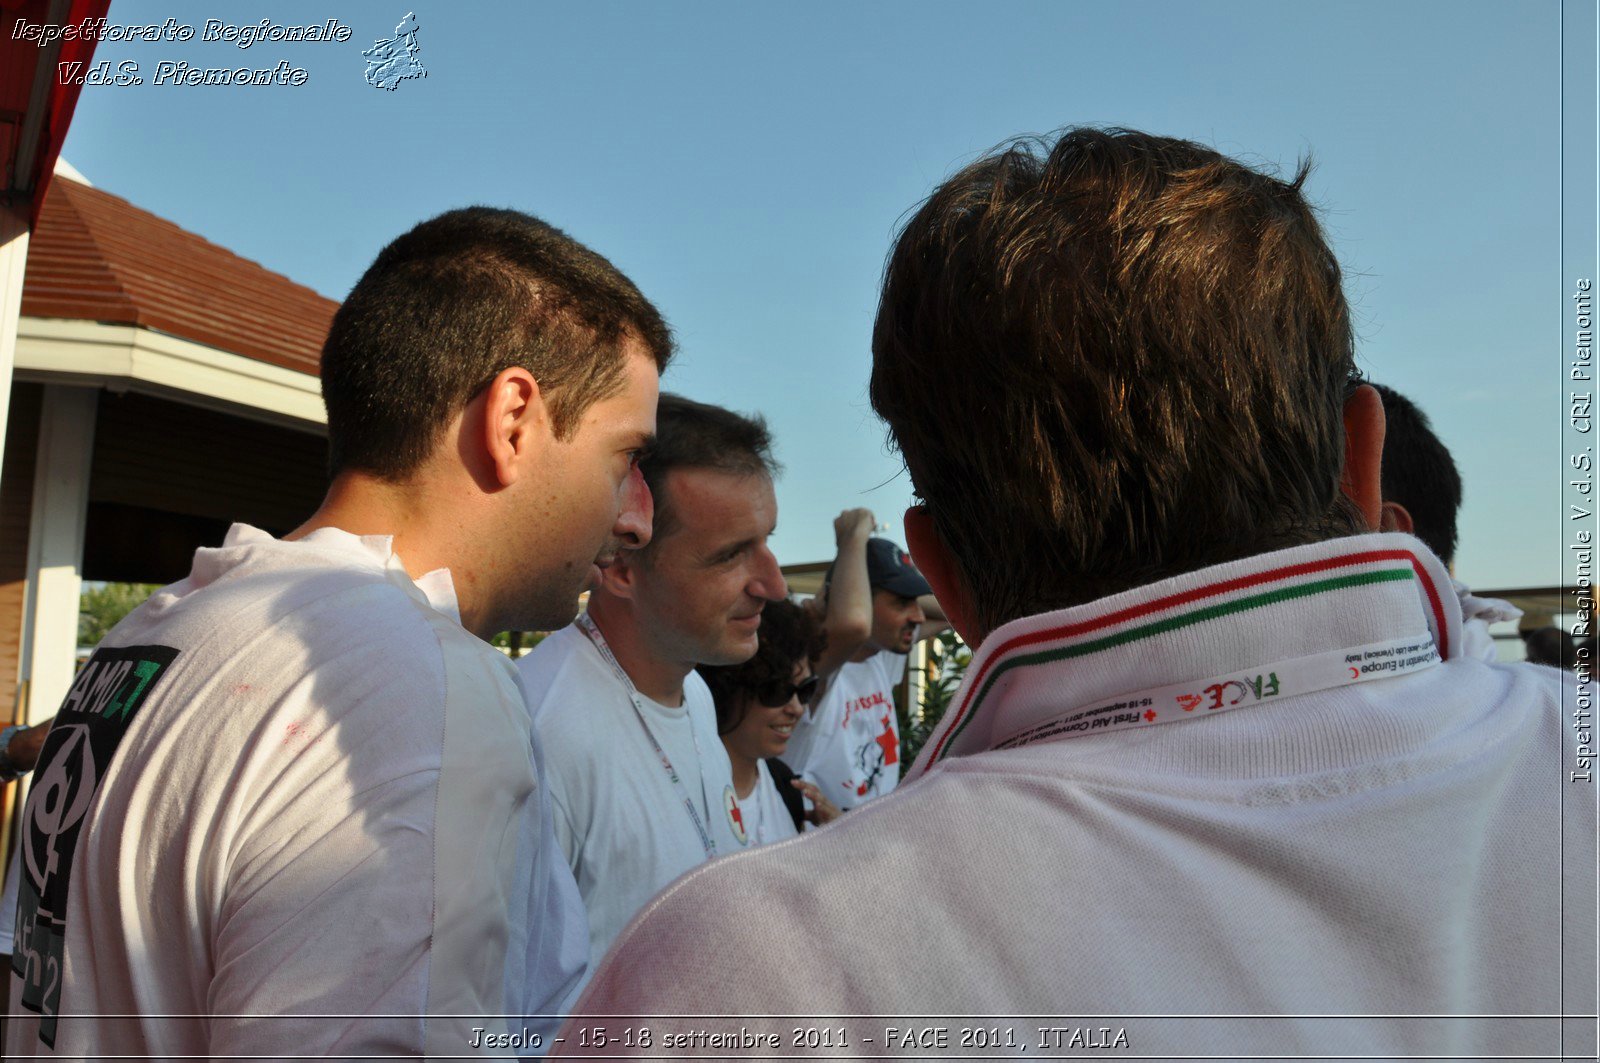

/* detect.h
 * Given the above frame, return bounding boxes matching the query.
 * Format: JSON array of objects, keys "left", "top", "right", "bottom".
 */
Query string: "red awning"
[{"left": 1, "top": 0, "right": 112, "bottom": 226}]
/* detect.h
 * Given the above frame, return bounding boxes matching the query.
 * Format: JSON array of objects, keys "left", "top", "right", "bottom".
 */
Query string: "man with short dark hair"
[
  {"left": 519, "top": 393, "right": 787, "bottom": 984},
  {"left": 1369, "top": 381, "right": 1520, "bottom": 660},
  {"left": 1369, "top": 382, "right": 1462, "bottom": 564},
  {"left": 554, "top": 129, "right": 1595, "bottom": 1059},
  {"left": 8, "top": 207, "right": 668, "bottom": 1058}
]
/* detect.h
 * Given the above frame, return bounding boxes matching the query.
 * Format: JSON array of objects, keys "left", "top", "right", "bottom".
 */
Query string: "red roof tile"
[{"left": 21, "top": 177, "right": 336, "bottom": 376}]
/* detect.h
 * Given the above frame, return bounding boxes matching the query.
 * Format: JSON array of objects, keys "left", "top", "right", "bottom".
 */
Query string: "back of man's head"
[
  {"left": 640, "top": 394, "right": 779, "bottom": 552},
  {"left": 321, "top": 206, "right": 673, "bottom": 479},
  {"left": 1369, "top": 382, "right": 1462, "bottom": 566},
  {"left": 871, "top": 127, "right": 1363, "bottom": 635}
]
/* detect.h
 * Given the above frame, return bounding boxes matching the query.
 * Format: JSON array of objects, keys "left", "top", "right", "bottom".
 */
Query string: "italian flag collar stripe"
[{"left": 923, "top": 548, "right": 1449, "bottom": 769}]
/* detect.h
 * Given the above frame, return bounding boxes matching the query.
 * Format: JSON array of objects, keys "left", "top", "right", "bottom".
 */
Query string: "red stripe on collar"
[{"left": 923, "top": 548, "right": 1448, "bottom": 769}]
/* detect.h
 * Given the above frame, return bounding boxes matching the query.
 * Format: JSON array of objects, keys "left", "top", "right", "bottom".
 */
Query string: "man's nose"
[
  {"left": 750, "top": 544, "right": 788, "bottom": 601},
  {"left": 615, "top": 464, "right": 653, "bottom": 549}
]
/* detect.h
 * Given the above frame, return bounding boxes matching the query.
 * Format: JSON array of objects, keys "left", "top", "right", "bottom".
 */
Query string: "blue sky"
[{"left": 55, "top": 1, "right": 1590, "bottom": 591}]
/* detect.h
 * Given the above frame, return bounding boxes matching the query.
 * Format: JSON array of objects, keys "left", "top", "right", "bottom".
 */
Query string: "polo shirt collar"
[{"left": 908, "top": 532, "right": 1459, "bottom": 777}]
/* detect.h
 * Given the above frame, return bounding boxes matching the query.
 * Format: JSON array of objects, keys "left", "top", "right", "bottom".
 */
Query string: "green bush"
[
  {"left": 898, "top": 629, "right": 971, "bottom": 777},
  {"left": 78, "top": 583, "right": 160, "bottom": 649}
]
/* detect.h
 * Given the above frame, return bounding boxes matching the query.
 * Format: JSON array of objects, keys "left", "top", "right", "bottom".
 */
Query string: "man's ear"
[
  {"left": 480, "top": 367, "right": 546, "bottom": 488},
  {"left": 1340, "top": 384, "right": 1385, "bottom": 531},
  {"left": 1379, "top": 500, "right": 1414, "bottom": 536},
  {"left": 904, "top": 505, "right": 985, "bottom": 646}
]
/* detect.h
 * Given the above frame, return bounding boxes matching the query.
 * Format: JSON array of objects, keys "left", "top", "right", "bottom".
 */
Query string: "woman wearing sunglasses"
[{"left": 699, "top": 599, "right": 842, "bottom": 845}]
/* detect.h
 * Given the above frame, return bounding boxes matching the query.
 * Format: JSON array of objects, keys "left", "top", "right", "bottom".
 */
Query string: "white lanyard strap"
[
  {"left": 994, "top": 633, "right": 1442, "bottom": 751},
  {"left": 575, "top": 613, "right": 717, "bottom": 858}
]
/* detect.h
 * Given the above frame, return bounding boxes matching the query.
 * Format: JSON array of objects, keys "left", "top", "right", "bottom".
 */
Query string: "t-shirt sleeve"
[
  {"left": 206, "top": 618, "right": 538, "bottom": 1057},
  {"left": 528, "top": 643, "right": 591, "bottom": 875},
  {"left": 549, "top": 788, "right": 582, "bottom": 873}
]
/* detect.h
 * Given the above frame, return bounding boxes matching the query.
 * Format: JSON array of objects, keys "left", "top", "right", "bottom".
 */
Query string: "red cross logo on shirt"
[{"left": 877, "top": 713, "right": 898, "bottom": 765}]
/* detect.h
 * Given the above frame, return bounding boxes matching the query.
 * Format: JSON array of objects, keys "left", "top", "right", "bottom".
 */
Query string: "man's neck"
[
  {"left": 849, "top": 643, "right": 880, "bottom": 663},
  {"left": 584, "top": 596, "right": 693, "bottom": 707},
  {"left": 289, "top": 471, "right": 493, "bottom": 638}
]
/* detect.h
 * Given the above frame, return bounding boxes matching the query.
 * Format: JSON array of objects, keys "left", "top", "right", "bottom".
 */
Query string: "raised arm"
[
  {"left": 813, "top": 509, "right": 876, "bottom": 682},
  {"left": 915, "top": 594, "right": 952, "bottom": 642}
]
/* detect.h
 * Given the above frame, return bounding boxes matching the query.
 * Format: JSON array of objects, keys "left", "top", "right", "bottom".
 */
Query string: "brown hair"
[
  {"left": 321, "top": 207, "right": 673, "bottom": 479},
  {"left": 871, "top": 127, "right": 1364, "bottom": 633},
  {"left": 639, "top": 394, "right": 779, "bottom": 553}
]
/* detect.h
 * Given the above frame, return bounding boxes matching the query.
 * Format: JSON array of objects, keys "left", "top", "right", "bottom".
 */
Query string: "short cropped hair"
[
  {"left": 700, "top": 599, "right": 825, "bottom": 735},
  {"left": 871, "top": 127, "right": 1363, "bottom": 633},
  {"left": 321, "top": 207, "right": 673, "bottom": 479},
  {"left": 1369, "top": 383, "right": 1462, "bottom": 565},
  {"left": 642, "top": 394, "right": 779, "bottom": 550}
]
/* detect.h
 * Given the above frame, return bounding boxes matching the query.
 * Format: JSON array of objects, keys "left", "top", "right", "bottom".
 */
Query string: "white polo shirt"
[{"left": 553, "top": 533, "right": 1597, "bottom": 1060}]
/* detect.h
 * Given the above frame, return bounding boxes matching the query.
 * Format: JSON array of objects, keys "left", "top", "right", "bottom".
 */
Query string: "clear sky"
[{"left": 54, "top": 0, "right": 1588, "bottom": 591}]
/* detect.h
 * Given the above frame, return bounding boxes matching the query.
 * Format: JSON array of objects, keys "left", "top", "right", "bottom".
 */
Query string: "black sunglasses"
[{"left": 757, "top": 674, "right": 819, "bottom": 709}]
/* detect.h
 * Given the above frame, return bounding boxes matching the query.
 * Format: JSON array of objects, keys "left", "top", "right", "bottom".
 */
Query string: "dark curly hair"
[{"left": 699, "top": 599, "right": 826, "bottom": 734}]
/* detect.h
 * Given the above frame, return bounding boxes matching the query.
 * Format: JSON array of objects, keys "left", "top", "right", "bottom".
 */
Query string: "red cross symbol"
[
  {"left": 1143, "top": 709, "right": 1158, "bottom": 722},
  {"left": 876, "top": 714, "right": 899, "bottom": 765}
]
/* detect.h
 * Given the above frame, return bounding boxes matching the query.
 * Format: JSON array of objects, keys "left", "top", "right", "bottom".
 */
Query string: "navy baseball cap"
[
  {"left": 864, "top": 538, "right": 931, "bottom": 598},
  {"left": 822, "top": 538, "right": 932, "bottom": 599}
]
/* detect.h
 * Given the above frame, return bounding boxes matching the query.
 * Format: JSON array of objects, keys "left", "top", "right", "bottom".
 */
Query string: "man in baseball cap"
[
  {"left": 864, "top": 536, "right": 935, "bottom": 601},
  {"left": 781, "top": 511, "right": 945, "bottom": 809}
]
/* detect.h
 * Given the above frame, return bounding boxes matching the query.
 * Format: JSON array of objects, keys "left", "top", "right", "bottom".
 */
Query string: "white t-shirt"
[
  {"left": 555, "top": 533, "right": 1597, "bottom": 1059},
  {"left": 518, "top": 624, "right": 747, "bottom": 979},
  {"left": 737, "top": 760, "right": 800, "bottom": 847},
  {"left": 5, "top": 525, "right": 576, "bottom": 1059},
  {"left": 781, "top": 650, "right": 907, "bottom": 808}
]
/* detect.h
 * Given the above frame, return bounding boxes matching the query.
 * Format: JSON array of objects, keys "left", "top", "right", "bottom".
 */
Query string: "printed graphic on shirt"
[
  {"left": 723, "top": 785, "right": 747, "bottom": 845},
  {"left": 842, "top": 688, "right": 899, "bottom": 800},
  {"left": 12, "top": 645, "right": 179, "bottom": 1047},
  {"left": 849, "top": 711, "right": 899, "bottom": 798}
]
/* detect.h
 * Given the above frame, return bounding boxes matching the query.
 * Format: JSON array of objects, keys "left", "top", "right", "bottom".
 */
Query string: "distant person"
[
  {"left": 700, "top": 599, "right": 841, "bottom": 843},
  {"left": 1370, "top": 381, "right": 1519, "bottom": 660},
  {"left": 0, "top": 720, "right": 50, "bottom": 783},
  {"left": 0, "top": 718, "right": 51, "bottom": 1039},
  {"left": 6, "top": 207, "right": 669, "bottom": 1058},
  {"left": 519, "top": 395, "right": 787, "bottom": 984},
  {"left": 554, "top": 128, "right": 1594, "bottom": 1059},
  {"left": 782, "top": 509, "right": 947, "bottom": 808},
  {"left": 1523, "top": 626, "right": 1577, "bottom": 669}
]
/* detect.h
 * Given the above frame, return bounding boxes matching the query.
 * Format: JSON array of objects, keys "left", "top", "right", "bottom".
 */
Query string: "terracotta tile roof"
[{"left": 20, "top": 176, "right": 336, "bottom": 376}]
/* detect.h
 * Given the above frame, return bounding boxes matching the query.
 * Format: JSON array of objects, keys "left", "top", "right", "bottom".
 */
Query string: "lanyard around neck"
[{"left": 575, "top": 613, "right": 718, "bottom": 859}]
